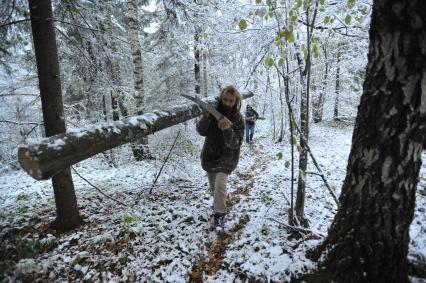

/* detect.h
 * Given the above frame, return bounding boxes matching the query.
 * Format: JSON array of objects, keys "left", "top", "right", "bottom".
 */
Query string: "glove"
[{"left": 218, "top": 116, "right": 233, "bottom": 129}]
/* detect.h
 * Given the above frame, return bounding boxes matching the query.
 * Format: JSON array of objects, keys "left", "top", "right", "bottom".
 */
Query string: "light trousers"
[{"left": 207, "top": 172, "right": 229, "bottom": 214}]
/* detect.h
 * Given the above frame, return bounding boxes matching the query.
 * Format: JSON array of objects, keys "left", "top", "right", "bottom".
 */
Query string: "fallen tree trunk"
[{"left": 19, "top": 93, "right": 254, "bottom": 180}]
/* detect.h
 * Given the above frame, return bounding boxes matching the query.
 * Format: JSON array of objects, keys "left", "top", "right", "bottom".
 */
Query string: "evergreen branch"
[
  {"left": 54, "top": 26, "right": 119, "bottom": 94},
  {"left": 53, "top": 19, "right": 130, "bottom": 45}
]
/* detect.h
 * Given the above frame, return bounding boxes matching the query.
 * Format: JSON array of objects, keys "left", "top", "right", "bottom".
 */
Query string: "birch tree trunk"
[
  {"left": 194, "top": 28, "right": 202, "bottom": 95},
  {"left": 101, "top": 1, "right": 128, "bottom": 123},
  {"left": 127, "top": 0, "right": 144, "bottom": 105},
  {"left": 102, "top": 2, "right": 123, "bottom": 96},
  {"left": 312, "top": 43, "right": 328, "bottom": 123},
  {"left": 309, "top": 0, "right": 426, "bottom": 281},
  {"left": 283, "top": 57, "right": 295, "bottom": 225},
  {"left": 126, "top": 0, "right": 151, "bottom": 160},
  {"left": 295, "top": 0, "right": 318, "bottom": 226},
  {"left": 28, "top": 0, "right": 81, "bottom": 231},
  {"left": 334, "top": 43, "right": 342, "bottom": 118},
  {"left": 295, "top": 49, "right": 309, "bottom": 225}
]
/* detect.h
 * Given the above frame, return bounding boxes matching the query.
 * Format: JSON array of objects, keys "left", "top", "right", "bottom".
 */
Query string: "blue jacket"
[{"left": 245, "top": 108, "right": 259, "bottom": 125}]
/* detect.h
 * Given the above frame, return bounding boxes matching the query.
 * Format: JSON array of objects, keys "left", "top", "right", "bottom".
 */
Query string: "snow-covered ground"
[{"left": 0, "top": 118, "right": 425, "bottom": 282}]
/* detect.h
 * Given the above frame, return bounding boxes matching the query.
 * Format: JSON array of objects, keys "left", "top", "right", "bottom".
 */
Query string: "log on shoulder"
[{"left": 19, "top": 92, "right": 254, "bottom": 180}]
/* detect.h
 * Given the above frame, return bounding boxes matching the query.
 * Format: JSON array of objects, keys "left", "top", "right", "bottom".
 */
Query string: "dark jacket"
[
  {"left": 245, "top": 108, "right": 259, "bottom": 126},
  {"left": 196, "top": 113, "right": 245, "bottom": 174}
]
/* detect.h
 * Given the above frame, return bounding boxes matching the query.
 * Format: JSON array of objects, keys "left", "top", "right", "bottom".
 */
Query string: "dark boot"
[{"left": 211, "top": 213, "right": 226, "bottom": 231}]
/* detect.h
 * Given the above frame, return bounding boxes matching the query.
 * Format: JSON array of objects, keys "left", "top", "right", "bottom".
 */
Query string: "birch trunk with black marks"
[
  {"left": 295, "top": 51, "right": 308, "bottom": 225},
  {"left": 194, "top": 28, "right": 202, "bottom": 95},
  {"left": 126, "top": 0, "right": 151, "bottom": 160},
  {"left": 127, "top": 0, "right": 144, "bottom": 104},
  {"left": 309, "top": 0, "right": 426, "bottom": 281},
  {"left": 295, "top": 1, "right": 318, "bottom": 226},
  {"left": 102, "top": 2, "right": 123, "bottom": 98},
  {"left": 283, "top": 57, "right": 295, "bottom": 225},
  {"left": 334, "top": 43, "right": 341, "bottom": 118},
  {"left": 28, "top": 0, "right": 81, "bottom": 231}
]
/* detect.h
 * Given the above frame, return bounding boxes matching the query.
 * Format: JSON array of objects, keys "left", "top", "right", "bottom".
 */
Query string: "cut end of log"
[{"left": 18, "top": 147, "right": 44, "bottom": 180}]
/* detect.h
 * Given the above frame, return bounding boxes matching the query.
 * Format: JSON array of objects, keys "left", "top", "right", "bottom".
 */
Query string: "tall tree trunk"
[
  {"left": 28, "top": 0, "right": 81, "bottom": 231},
  {"left": 309, "top": 0, "right": 426, "bottom": 282},
  {"left": 312, "top": 43, "right": 328, "bottom": 123},
  {"left": 194, "top": 28, "right": 201, "bottom": 95},
  {"left": 282, "top": 57, "right": 296, "bottom": 225},
  {"left": 268, "top": 73, "right": 276, "bottom": 140},
  {"left": 111, "top": 91, "right": 120, "bottom": 121},
  {"left": 202, "top": 49, "right": 208, "bottom": 97},
  {"left": 126, "top": 0, "right": 151, "bottom": 160},
  {"left": 295, "top": 49, "right": 309, "bottom": 226},
  {"left": 277, "top": 59, "right": 286, "bottom": 143},
  {"left": 295, "top": 1, "right": 318, "bottom": 226},
  {"left": 102, "top": 95, "right": 108, "bottom": 121},
  {"left": 193, "top": 0, "right": 202, "bottom": 95},
  {"left": 127, "top": 0, "right": 144, "bottom": 108},
  {"left": 278, "top": 78, "right": 286, "bottom": 142},
  {"left": 102, "top": 94, "right": 117, "bottom": 167},
  {"left": 334, "top": 43, "right": 342, "bottom": 118},
  {"left": 266, "top": 71, "right": 276, "bottom": 140},
  {"left": 102, "top": 2, "right": 123, "bottom": 95}
]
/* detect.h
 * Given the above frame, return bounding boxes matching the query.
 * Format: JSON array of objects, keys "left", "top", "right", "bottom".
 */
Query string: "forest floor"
[{"left": 1, "top": 118, "right": 425, "bottom": 282}]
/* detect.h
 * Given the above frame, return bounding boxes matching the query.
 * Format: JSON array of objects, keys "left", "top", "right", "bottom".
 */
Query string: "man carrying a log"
[{"left": 196, "top": 85, "right": 245, "bottom": 228}]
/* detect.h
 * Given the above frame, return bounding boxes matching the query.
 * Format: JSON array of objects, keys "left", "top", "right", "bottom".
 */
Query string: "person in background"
[
  {"left": 196, "top": 86, "right": 245, "bottom": 228},
  {"left": 244, "top": 104, "right": 259, "bottom": 144}
]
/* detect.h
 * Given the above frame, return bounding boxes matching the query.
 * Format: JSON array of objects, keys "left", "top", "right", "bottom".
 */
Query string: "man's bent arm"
[
  {"left": 196, "top": 116, "right": 210, "bottom": 136},
  {"left": 254, "top": 110, "right": 259, "bottom": 119}
]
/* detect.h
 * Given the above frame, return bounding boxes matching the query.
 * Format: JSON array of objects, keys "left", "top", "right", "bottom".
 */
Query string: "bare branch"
[
  {"left": 1, "top": 0, "right": 16, "bottom": 27},
  {"left": 0, "top": 93, "right": 38, "bottom": 97},
  {"left": 149, "top": 130, "right": 181, "bottom": 194},
  {"left": 0, "top": 18, "right": 30, "bottom": 28},
  {"left": 0, "top": 120, "right": 42, "bottom": 126},
  {"left": 71, "top": 166, "right": 128, "bottom": 207},
  {"left": 269, "top": 217, "right": 325, "bottom": 237}
]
